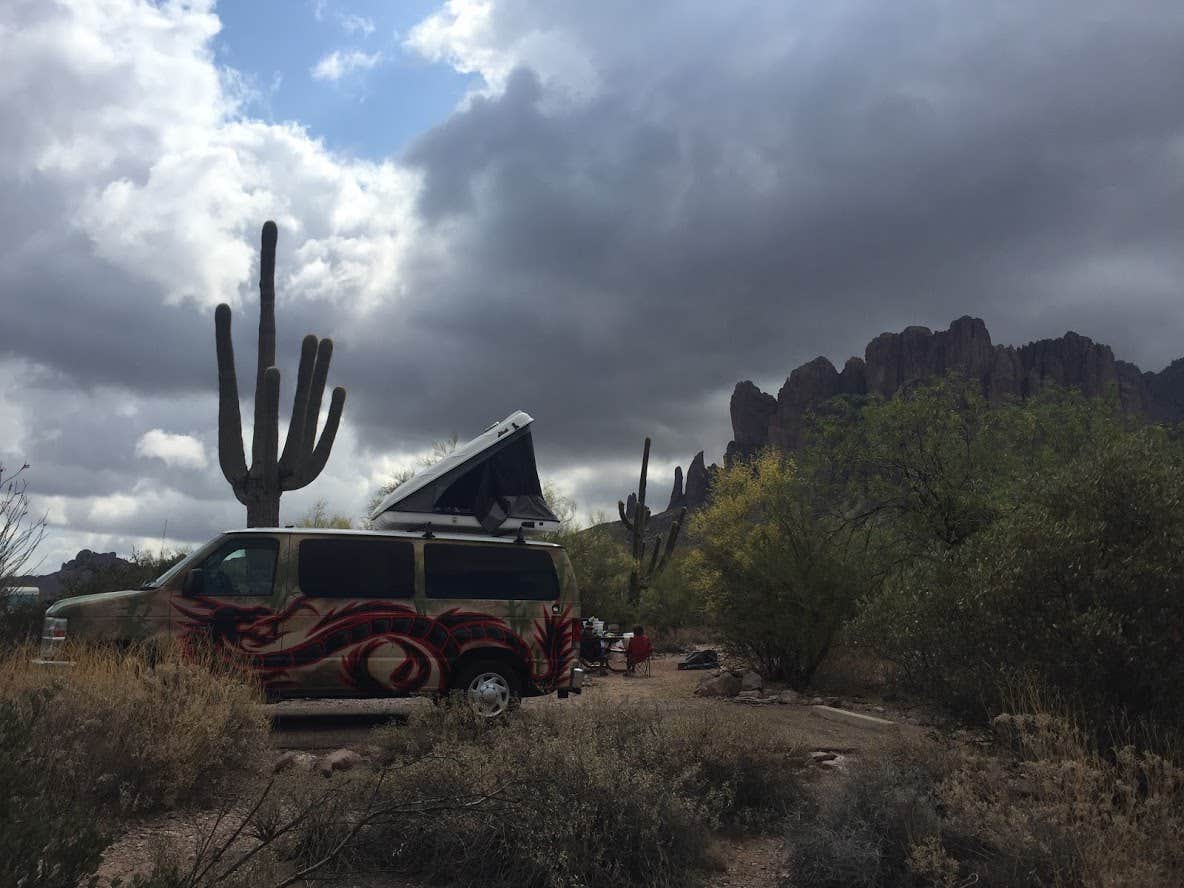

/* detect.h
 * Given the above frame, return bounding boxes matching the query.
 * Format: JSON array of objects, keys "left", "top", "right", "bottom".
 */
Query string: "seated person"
[
  {"left": 579, "top": 621, "right": 606, "bottom": 670},
  {"left": 625, "top": 625, "right": 653, "bottom": 674}
]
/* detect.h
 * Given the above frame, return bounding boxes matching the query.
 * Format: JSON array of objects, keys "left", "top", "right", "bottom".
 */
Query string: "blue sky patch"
[{"left": 214, "top": 0, "right": 476, "bottom": 159}]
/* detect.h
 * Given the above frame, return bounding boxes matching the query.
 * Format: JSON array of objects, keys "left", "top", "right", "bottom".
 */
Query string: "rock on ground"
[
  {"left": 696, "top": 671, "right": 743, "bottom": 697},
  {"left": 318, "top": 748, "right": 365, "bottom": 777}
]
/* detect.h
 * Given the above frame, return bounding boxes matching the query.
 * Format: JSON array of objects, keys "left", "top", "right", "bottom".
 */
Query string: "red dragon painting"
[{"left": 173, "top": 595, "right": 573, "bottom": 694}]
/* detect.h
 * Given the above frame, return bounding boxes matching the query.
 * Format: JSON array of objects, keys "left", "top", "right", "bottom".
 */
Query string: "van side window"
[
  {"left": 424, "top": 544, "right": 559, "bottom": 601},
  {"left": 298, "top": 538, "right": 415, "bottom": 599},
  {"left": 200, "top": 539, "right": 279, "bottom": 598}
]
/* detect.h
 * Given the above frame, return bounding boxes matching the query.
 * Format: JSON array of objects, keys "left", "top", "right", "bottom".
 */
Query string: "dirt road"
[{"left": 269, "top": 653, "right": 931, "bottom": 755}]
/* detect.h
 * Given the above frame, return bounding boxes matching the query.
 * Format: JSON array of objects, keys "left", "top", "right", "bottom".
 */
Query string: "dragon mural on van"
[{"left": 173, "top": 594, "right": 573, "bottom": 694}]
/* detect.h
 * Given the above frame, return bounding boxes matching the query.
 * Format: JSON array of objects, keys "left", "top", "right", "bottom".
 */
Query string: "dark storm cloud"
[
  {"left": 335, "top": 0, "right": 1184, "bottom": 481},
  {"left": 5, "top": 0, "right": 1184, "bottom": 544}
]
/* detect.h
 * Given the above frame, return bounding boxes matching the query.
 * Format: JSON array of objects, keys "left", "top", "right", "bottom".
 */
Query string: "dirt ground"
[
  {"left": 270, "top": 651, "right": 934, "bottom": 755},
  {"left": 96, "top": 655, "right": 936, "bottom": 887}
]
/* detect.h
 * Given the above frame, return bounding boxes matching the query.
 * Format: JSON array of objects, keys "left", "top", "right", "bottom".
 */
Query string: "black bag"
[{"left": 676, "top": 649, "right": 719, "bottom": 670}]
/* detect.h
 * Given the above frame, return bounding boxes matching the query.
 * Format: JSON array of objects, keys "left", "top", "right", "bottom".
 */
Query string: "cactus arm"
[
  {"left": 618, "top": 500, "right": 637, "bottom": 534},
  {"left": 301, "top": 338, "right": 334, "bottom": 458},
  {"left": 285, "top": 386, "right": 345, "bottom": 490},
  {"left": 278, "top": 334, "right": 317, "bottom": 475},
  {"left": 252, "top": 222, "right": 278, "bottom": 467},
  {"left": 647, "top": 533, "right": 662, "bottom": 576},
  {"left": 215, "top": 303, "right": 248, "bottom": 496},
  {"left": 653, "top": 508, "right": 686, "bottom": 577}
]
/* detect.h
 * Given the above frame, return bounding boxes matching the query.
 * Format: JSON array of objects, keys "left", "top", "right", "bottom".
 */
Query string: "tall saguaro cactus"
[
  {"left": 618, "top": 437, "right": 686, "bottom": 606},
  {"left": 215, "top": 221, "right": 346, "bottom": 527}
]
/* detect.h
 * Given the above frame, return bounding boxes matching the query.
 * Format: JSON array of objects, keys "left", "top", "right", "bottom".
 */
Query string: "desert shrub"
[
  {"left": 649, "top": 624, "right": 715, "bottom": 654},
  {"left": 0, "top": 688, "right": 110, "bottom": 888},
  {"left": 554, "top": 519, "right": 634, "bottom": 625},
  {"left": 857, "top": 427, "right": 1184, "bottom": 729},
  {"left": 787, "top": 757, "right": 942, "bottom": 888},
  {"left": 688, "top": 452, "right": 874, "bottom": 685},
  {"left": 787, "top": 712, "right": 1184, "bottom": 888},
  {"left": 0, "top": 596, "right": 46, "bottom": 649},
  {"left": 641, "top": 553, "right": 706, "bottom": 633},
  {"left": 274, "top": 703, "right": 812, "bottom": 887},
  {"left": 0, "top": 641, "right": 267, "bottom": 813}
]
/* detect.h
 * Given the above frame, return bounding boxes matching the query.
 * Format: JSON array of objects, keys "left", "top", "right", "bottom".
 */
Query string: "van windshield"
[{"left": 141, "top": 549, "right": 201, "bottom": 589}]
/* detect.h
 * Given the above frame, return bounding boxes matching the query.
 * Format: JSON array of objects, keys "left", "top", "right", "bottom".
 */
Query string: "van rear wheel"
[{"left": 452, "top": 660, "right": 522, "bottom": 718}]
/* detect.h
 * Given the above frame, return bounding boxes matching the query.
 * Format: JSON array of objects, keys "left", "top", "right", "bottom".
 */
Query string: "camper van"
[{"left": 38, "top": 412, "right": 583, "bottom": 716}]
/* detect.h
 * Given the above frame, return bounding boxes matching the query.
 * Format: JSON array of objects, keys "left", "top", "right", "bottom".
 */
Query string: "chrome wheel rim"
[{"left": 467, "top": 672, "right": 511, "bottom": 717}]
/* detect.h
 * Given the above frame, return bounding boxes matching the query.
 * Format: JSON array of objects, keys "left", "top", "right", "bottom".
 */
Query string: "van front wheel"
[{"left": 452, "top": 660, "right": 522, "bottom": 718}]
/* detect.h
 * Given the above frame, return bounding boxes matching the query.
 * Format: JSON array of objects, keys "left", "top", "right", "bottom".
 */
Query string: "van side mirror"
[{"left": 182, "top": 569, "right": 205, "bottom": 598}]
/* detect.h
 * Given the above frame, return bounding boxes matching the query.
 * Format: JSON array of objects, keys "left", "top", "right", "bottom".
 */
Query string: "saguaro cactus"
[
  {"left": 618, "top": 437, "right": 686, "bottom": 606},
  {"left": 215, "top": 221, "right": 346, "bottom": 527}
]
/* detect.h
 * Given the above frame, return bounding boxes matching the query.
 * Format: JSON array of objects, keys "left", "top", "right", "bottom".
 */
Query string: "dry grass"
[
  {"left": 786, "top": 709, "right": 1184, "bottom": 887},
  {"left": 360, "top": 702, "right": 813, "bottom": 886},
  {"left": 0, "top": 640, "right": 268, "bottom": 813},
  {"left": 134, "top": 702, "right": 814, "bottom": 888}
]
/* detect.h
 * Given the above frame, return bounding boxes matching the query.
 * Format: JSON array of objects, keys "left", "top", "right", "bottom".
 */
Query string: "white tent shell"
[{"left": 369, "top": 411, "right": 561, "bottom": 535}]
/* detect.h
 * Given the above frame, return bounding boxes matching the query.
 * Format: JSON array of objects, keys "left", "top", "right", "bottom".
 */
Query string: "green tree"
[
  {"left": 294, "top": 498, "right": 353, "bottom": 529},
  {"left": 365, "top": 434, "right": 458, "bottom": 524},
  {"left": 854, "top": 409, "right": 1183, "bottom": 729},
  {"left": 802, "top": 379, "right": 1127, "bottom": 562},
  {"left": 688, "top": 451, "right": 873, "bottom": 685}
]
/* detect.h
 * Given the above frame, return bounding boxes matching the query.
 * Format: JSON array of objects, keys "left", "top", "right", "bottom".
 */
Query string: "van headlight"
[{"left": 39, "top": 616, "right": 68, "bottom": 660}]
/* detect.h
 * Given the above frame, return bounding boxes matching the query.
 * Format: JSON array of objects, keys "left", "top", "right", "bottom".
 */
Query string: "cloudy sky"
[{"left": 2, "top": 0, "right": 1184, "bottom": 571}]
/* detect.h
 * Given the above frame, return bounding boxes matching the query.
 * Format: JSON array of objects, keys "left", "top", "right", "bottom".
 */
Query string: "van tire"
[{"left": 451, "top": 659, "right": 522, "bottom": 718}]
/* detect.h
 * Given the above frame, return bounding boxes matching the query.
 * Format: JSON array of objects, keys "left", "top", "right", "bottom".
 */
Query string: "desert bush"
[
  {"left": 269, "top": 702, "right": 812, "bottom": 887},
  {"left": 554, "top": 518, "right": 634, "bottom": 625},
  {"left": 857, "top": 426, "right": 1184, "bottom": 729},
  {"left": 649, "top": 624, "right": 715, "bottom": 654},
  {"left": 787, "top": 710, "right": 1184, "bottom": 888},
  {"left": 0, "top": 688, "right": 110, "bottom": 888},
  {"left": 787, "top": 756, "right": 942, "bottom": 888},
  {"left": 688, "top": 452, "right": 874, "bottom": 685},
  {"left": 0, "top": 640, "right": 267, "bottom": 814},
  {"left": 641, "top": 553, "right": 706, "bottom": 633},
  {"left": 0, "top": 596, "right": 46, "bottom": 649}
]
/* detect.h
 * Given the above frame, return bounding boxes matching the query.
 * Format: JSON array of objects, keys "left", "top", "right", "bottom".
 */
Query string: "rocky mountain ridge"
[
  {"left": 726, "top": 316, "right": 1184, "bottom": 463},
  {"left": 15, "top": 549, "right": 132, "bottom": 601}
]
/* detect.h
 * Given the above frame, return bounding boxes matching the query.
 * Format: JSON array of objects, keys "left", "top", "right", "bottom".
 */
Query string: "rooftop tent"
[{"left": 369, "top": 411, "right": 561, "bottom": 535}]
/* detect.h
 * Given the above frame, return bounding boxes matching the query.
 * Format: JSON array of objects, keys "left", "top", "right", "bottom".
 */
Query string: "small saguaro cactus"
[
  {"left": 618, "top": 437, "right": 686, "bottom": 606},
  {"left": 215, "top": 221, "right": 346, "bottom": 527}
]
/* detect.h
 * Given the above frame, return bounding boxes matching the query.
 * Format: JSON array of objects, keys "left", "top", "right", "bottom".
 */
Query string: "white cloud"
[
  {"left": 405, "top": 0, "right": 598, "bottom": 102},
  {"left": 135, "top": 429, "right": 208, "bottom": 470},
  {"left": 339, "top": 14, "right": 375, "bottom": 36},
  {"left": 311, "top": 49, "right": 383, "bottom": 82}
]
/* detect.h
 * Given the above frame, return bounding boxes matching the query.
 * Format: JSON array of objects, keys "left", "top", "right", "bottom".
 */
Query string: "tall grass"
[
  {"left": 0, "top": 640, "right": 268, "bottom": 813},
  {"left": 786, "top": 704, "right": 1184, "bottom": 887},
  {"left": 360, "top": 702, "right": 812, "bottom": 887},
  {"left": 141, "top": 702, "right": 813, "bottom": 888}
]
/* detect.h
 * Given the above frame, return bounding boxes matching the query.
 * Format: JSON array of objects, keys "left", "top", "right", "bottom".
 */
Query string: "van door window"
[
  {"left": 425, "top": 544, "right": 559, "bottom": 600},
  {"left": 298, "top": 538, "right": 415, "bottom": 599},
  {"left": 200, "top": 539, "right": 279, "bottom": 597}
]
